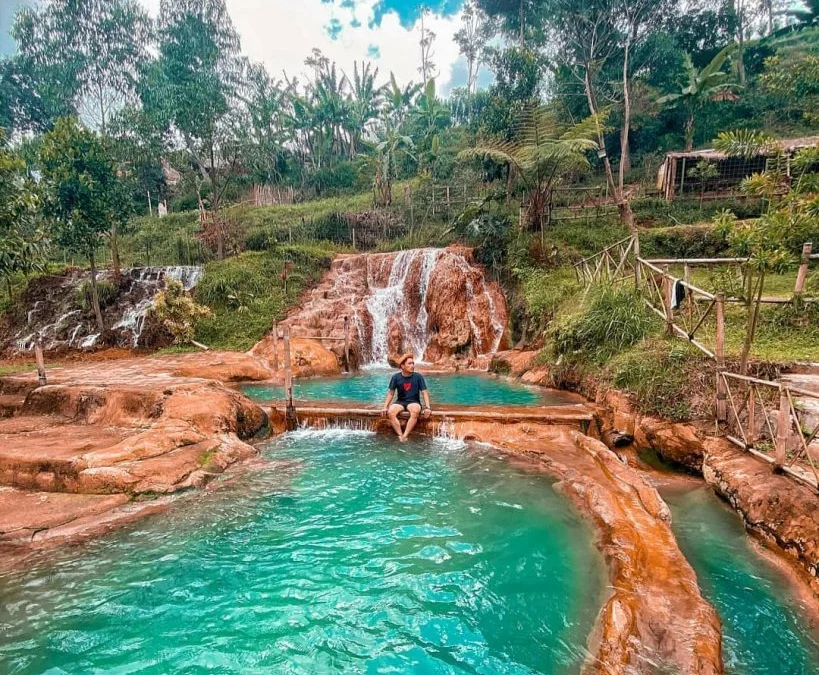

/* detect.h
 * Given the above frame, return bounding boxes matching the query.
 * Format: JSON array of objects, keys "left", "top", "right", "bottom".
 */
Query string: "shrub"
[
  {"left": 608, "top": 340, "right": 712, "bottom": 421},
  {"left": 150, "top": 279, "right": 213, "bottom": 344},
  {"left": 550, "top": 285, "right": 657, "bottom": 363},
  {"left": 75, "top": 279, "right": 118, "bottom": 310},
  {"left": 521, "top": 267, "right": 580, "bottom": 337}
]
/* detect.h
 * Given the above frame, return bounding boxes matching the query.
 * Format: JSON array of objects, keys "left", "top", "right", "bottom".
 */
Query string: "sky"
[{"left": 2, "top": 0, "right": 493, "bottom": 95}]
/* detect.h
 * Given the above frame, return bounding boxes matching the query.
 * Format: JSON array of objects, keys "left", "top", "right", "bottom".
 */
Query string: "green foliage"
[
  {"left": 39, "top": 117, "right": 127, "bottom": 260},
  {"left": 550, "top": 286, "right": 658, "bottom": 364},
  {"left": 608, "top": 340, "right": 711, "bottom": 421},
  {"left": 519, "top": 266, "right": 580, "bottom": 337},
  {"left": 75, "top": 279, "right": 117, "bottom": 310},
  {"left": 0, "top": 135, "right": 47, "bottom": 299},
  {"left": 150, "top": 279, "right": 213, "bottom": 345},
  {"left": 193, "top": 245, "right": 332, "bottom": 350},
  {"left": 449, "top": 205, "right": 513, "bottom": 268},
  {"left": 639, "top": 225, "right": 729, "bottom": 258},
  {"left": 713, "top": 129, "right": 776, "bottom": 159}
]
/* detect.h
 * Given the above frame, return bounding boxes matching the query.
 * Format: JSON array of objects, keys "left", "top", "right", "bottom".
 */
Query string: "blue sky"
[{"left": 2, "top": 0, "right": 488, "bottom": 94}]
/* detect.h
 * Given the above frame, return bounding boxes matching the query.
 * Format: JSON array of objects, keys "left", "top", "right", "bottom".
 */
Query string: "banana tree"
[
  {"left": 457, "top": 104, "right": 600, "bottom": 231},
  {"left": 372, "top": 123, "right": 416, "bottom": 206},
  {"left": 658, "top": 43, "right": 740, "bottom": 151}
]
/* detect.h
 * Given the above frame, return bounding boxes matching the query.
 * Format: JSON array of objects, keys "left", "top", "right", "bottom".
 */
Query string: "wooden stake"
[
  {"left": 716, "top": 293, "right": 727, "bottom": 423},
  {"left": 344, "top": 316, "right": 351, "bottom": 373},
  {"left": 775, "top": 386, "right": 790, "bottom": 470},
  {"left": 283, "top": 325, "right": 295, "bottom": 430},
  {"left": 272, "top": 321, "right": 279, "bottom": 371},
  {"left": 664, "top": 266, "right": 674, "bottom": 336},
  {"left": 34, "top": 336, "right": 47, "bottom": 387},
  {"left": 794, "top": 242, "right": 812, "bottom": 298}
]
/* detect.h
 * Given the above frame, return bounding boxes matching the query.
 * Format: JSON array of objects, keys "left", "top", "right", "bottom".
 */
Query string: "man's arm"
[
  {"left": 382, "top": 388, "right": 395, "bottom": 413},
  {"left": 421, "top": 389, "right": 431, "bottom": 417}
]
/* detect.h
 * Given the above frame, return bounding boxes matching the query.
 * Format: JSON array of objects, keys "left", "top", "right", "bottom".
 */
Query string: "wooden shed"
[{"left": 656, "top": 136, "right": 819, "bottom": 201}]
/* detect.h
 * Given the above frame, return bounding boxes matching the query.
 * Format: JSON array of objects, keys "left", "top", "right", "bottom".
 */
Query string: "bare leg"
[
  {"left": 388, "top": 404, "right": 405, "bottom": 438},
  {"left": 401, "top": 403, "right": 422, "bottom": 440}
]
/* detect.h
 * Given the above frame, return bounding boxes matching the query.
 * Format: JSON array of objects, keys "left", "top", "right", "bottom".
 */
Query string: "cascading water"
[
  {"left": 277, "top": 247, "right": 507, "bottom": 368},
  {"left": 365, "top": 249, "right": 440, "bottom": 364},
  {"left": 9, "top": 265, "right": 204, "bottom": 353}
]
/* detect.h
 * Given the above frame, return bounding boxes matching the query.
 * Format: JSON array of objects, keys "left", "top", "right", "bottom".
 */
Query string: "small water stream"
[{"left": 662, "top": 486, "right": 819, "bottom": 674}]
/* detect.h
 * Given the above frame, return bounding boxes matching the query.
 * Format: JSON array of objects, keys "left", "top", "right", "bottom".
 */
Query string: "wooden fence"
[{"left": 575, "top": 235, "right": 819, "bottom": 490}]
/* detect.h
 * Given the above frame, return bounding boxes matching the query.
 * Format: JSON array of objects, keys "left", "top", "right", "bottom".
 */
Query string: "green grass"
[
  {"left": 192, "top": 244, "right": 335, "bottom": 351},
  {"left": 0, "top": 364, "right": 30, "bottom": 376}
]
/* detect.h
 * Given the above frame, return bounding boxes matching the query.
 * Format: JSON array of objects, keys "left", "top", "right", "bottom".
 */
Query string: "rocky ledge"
[
  {"left": 0, "top": 342, "right": 341, "bottom": 563},
  {"left": 492, "top": 349, "right": 819, "bottom": 596}
]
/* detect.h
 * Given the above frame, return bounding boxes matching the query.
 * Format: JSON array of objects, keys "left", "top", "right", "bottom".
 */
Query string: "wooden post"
[
  {"left": 794, "top": 242, "right": 812, "bottom": 298},
  {"left": 716, "top": 293, "right": 727, "bottom": 423},
  {"left": 663, "top": 266, "right": 674, "bottom": 336},
  {"left": 352, "top": 227, "right": 356, "bottom": 250},
  {"left": 34, "top": 336, "right": 47, "bottom": 387},
  {"left": 775, "top": 386, "right": 790, "bottom": 470},
  {"left": 633, "top": 235, "right": 641, "bottom": 288},
  {"left": 283, "top": 325, "right": 295, "bottom": 430},
  {"left": 431, "top": 189, "right": 436, "bottom": 216},
  {"left": 684, "top": 263, "right": 692, "bottom": 324},
  {"left": 747, "top": 385, "right": 756, "bottom": 447},
  {"left": 343, "top": 316, "right": 351, "bottom": 373},
  {"left": 446, "top": 185, "right": 451, "bottom": 211},
  {"left": 147, "top": 190, "right": 153, "bottom": 217},
  {"left": 272, "top": 321, "right": 279, "bottom": 371}
]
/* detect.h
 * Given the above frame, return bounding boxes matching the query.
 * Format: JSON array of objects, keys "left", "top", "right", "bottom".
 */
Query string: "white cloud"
[{"left": 139, "top": 0, "right": 465, "bottom": 92}]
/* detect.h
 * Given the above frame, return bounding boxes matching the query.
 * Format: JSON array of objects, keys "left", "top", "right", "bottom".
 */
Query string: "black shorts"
[{"left": 396, "top": 401, "right": 421, "bottom": 410}]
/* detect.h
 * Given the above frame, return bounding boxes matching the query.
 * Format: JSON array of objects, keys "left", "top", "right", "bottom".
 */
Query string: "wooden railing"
[
  {"left": 719, "top": 372, "right": 819, "bottom": 490},
  {"left": 573, "top": 236, "right": 638, "bottom": 287},
  {"left": 575, "top": 235, "right": 819, "bottom": 491}
]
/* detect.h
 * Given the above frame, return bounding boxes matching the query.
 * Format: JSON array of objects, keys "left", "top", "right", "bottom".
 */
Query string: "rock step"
[{"left": 0, "top": 395, "right": 26, "bottom": 418}]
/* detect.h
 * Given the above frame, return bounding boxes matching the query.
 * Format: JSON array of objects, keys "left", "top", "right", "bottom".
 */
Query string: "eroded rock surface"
[
  {"left": 277, "top": 246, "right": 508, "bottom": 368},
  {"left": 0, "top": 351, "right": 275, "bottom": 559}
]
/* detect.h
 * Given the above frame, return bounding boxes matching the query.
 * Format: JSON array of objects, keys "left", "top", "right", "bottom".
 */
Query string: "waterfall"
[
  {"left": 12, "top": 265, "right": 204, "bottom": 353},
  {"left": 365, "top": 249, "right": 439, "bottom": 364}
]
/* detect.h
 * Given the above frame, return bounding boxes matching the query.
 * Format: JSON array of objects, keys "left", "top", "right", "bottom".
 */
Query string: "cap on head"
[{"left": 398, "top": 353, "right": 414, "bottom": 368}]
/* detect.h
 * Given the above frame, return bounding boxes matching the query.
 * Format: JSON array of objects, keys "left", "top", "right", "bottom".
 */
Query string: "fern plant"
[{"left": 457, "top": 104, "right": 600, "bottom": 231}]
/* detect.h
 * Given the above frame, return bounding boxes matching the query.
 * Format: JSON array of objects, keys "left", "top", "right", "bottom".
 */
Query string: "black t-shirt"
[{"left": 389, "top": 371, "right": 428, "bottom": 405}]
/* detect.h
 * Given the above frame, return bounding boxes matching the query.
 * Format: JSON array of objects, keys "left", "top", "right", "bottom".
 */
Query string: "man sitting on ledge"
[{"left": 381, "top": 353, "right": 432, "bottom": 442}]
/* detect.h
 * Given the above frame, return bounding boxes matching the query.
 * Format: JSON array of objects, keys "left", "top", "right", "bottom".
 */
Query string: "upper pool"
[
  {"left": 241, "top": 369, "right": 573, "bottom": 407},
  {"left": 0, "top": 431, "right": 604, "bottom": 674}
]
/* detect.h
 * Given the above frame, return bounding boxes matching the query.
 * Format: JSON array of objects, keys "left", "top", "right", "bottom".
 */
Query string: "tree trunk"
[
  {"left": 619, "top": 33, "right": 633, "bottom": 192},
  {"left": 684, "top": 113, "right": 695, "bottom": 152},
  {"left": 739, "top": 269, "right": 765, "bottom": 375},
  {"left": 110, "top": 221, "right": 121, "bottom": 275},
  {"left": 519, "top": 0, "right": 525, "bottom": 48},
  {"left": 89, "top": 250, "right": 105, "bottom": 332},
  {"left": 584, "top": 68, "right": 635, "bottom": 234}
]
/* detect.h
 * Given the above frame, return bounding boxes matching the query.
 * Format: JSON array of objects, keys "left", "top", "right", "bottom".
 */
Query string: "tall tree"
[
  {"left": 454, "top": 1, "right": 486, "bottom": 95},
  {"left": 39, "top": 118, "right": 127, "bottom": 331},
  {"left": 141, "top": 0, "right": 245, "bottom": 259},
  {"left": 11, "top": 0, "right": 151, "bottom": 133},
  {"left": 418, "top": 8, "right": 438, "bottom": 90}
]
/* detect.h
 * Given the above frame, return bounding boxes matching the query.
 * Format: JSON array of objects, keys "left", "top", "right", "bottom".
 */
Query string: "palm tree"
[
  {"left": 384, "top": 72, "right": 422, "bottom": 126},
  {"left": 457, "top": 104, "right": 600, "bottom": 231},
  {"left": 348, "top": 61, "right": 383, "bottom": 155},
  {"left": 658, "top": 43, "right": 739, "bottom": 151}
]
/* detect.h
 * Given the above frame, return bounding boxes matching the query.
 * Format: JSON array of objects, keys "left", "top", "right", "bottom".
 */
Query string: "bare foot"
[{"left": 399, "top": 435, "right": 408, "bottom": 443}]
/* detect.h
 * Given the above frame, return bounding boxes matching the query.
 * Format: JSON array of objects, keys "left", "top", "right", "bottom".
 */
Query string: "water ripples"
[{"left": 0, "top": 432, "right": 603, "bottom": 675}]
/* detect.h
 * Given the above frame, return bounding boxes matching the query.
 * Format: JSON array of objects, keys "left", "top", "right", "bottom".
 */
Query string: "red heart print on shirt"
[{"left": 403, "top": 382, "right": 412, "bottom": 391}]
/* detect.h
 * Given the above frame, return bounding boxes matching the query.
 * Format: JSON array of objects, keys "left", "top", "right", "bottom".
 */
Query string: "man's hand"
[
  {"left": 422, "top": 407, "right": 432, "bottom": 419},
  {"left": 381, "top": 407, "right": 389, "bottom": 418}
]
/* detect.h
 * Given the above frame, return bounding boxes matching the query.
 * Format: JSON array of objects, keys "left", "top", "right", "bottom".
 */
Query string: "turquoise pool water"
[
  {"left": 0, "top": 431, "right": 604, "bottom": 674},
  {"left": 241, "top": 369, "right": 571, "bottom": 407},
  {"left": 663, "top": 486, "right": 819, "bottom": 674}
]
